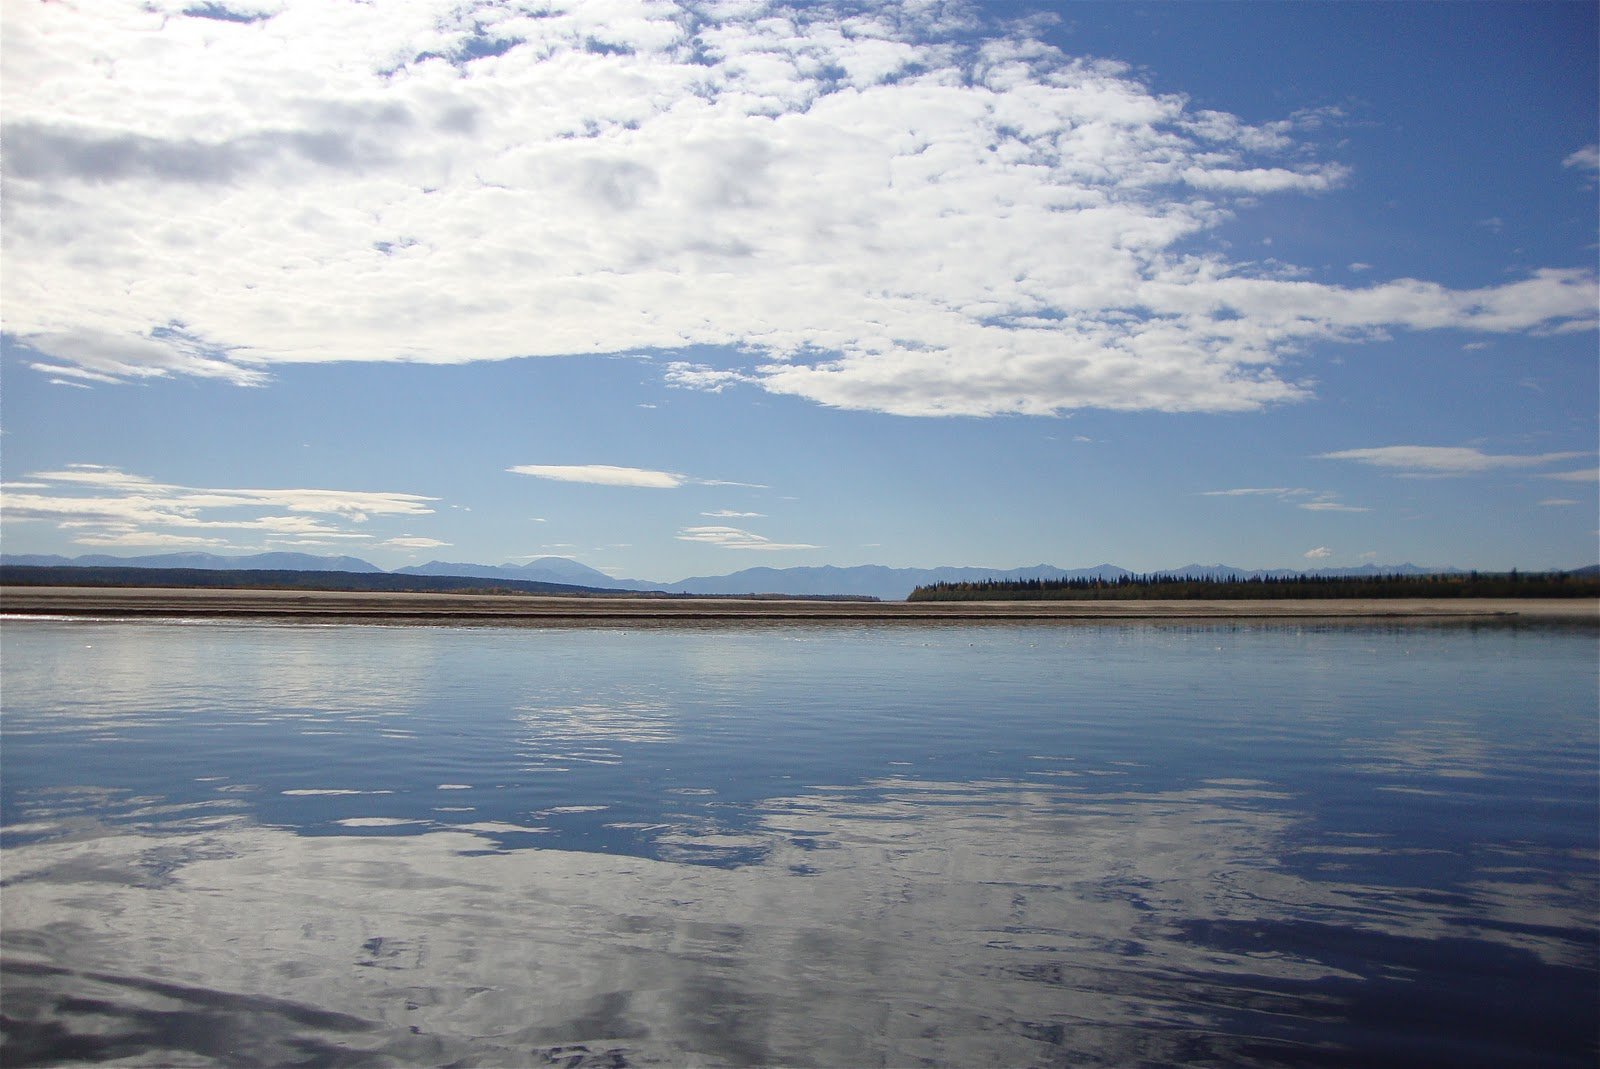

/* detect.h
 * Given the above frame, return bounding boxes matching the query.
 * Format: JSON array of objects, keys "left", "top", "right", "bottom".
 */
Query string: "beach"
[{"left": 3, "top": 585, "right": 1594, "bottom": 622}]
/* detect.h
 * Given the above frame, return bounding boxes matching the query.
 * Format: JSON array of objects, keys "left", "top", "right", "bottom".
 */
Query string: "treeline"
[{"left": 907, "top": 571, "right": 1600, "bottom": 602}]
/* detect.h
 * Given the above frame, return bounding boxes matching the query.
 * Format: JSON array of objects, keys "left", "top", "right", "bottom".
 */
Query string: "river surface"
[{"left": 1, "top": 617, "right": 1595, "bottom": 1067}]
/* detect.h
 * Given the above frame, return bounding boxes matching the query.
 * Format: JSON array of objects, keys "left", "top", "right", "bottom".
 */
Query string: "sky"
[{"left": 2, "top": 0, "right": 1596, "bottom": 580}]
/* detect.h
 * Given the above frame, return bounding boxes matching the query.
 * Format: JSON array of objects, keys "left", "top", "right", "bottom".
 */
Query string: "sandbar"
[{"left": 3, "top": 585, "right": 1595, "bottom": 624}]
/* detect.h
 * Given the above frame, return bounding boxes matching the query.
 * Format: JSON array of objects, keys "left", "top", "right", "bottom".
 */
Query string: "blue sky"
[{"left": 3, "top": 0, "right": 1595, "bottom": 579}]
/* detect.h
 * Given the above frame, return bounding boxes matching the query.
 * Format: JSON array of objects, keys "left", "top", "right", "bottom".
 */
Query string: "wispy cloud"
[
  {"left": 1564, "top": 144, "right": 1599, "bottom": 173},
  {"left": 3, "top": 1, "right": 1592, "bottom": 417},
  {"left": 3, "top": 463, "right": 435, "bottom": 548},
  {"left": 507, "top": 464, "right": 685, "bottom": 489},
  {"left": 1540, "top": 467, "right": 1599, "bottom": 483},
  {"left": 676, "top": 526, "right": 818, "bottom": 551},
  {"left": 1201, "top": 487, "right": 1312, "bottom": 498},
  {"left": 70, "top": 531, "right": 234, "bottom": 549},
  {"left": 1320, "top": 446, "right": 1590, "bottom": 475},
  {"left": 1537, "top": 498, "right": 1579, "bottom": 507},
  {"left": 702, "top": 509, "right": 765, "bottom": 518},
  {"left": 1202, "top": 487, "right": 1367, "bottom": 511},
  {"left": 382, "top": 536, "right": 450, "bottom": 549},
  {"left": 1297, "top": 501, "right": 1369, "bottom": 513},
  {"left": 508, "top": 464, "right": 766, "bottom": 490}
]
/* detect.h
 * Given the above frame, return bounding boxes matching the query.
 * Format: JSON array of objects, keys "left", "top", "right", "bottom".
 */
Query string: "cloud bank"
[{"left": 4, "top": 0, "right": 1594, "bottom": 416}]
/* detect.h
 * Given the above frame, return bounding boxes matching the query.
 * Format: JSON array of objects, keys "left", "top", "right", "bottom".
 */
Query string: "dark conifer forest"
[{"left": 908, "top": 571, "right": 1600, "bottom": 601}]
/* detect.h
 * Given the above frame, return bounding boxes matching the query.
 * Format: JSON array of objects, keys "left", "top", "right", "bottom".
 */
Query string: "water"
[{"left": 1, "top": 617, "right": 1595, "bottom": 1067}]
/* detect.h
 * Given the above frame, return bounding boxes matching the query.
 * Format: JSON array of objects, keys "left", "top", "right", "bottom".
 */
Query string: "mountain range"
[{"left": 0, "top": 551, "right": 1491, "bottom": 601}]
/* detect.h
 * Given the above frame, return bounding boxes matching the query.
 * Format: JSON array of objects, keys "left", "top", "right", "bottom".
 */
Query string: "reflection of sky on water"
[
  {"left": 4, "top": 775, "right": 1594, "bottom": 1068},
  {"left": 2, "top": 618, "right": 1596, "bottom": 1065},
  {"left": 516, "top": 693, "right": 676, "bottom": 770}
]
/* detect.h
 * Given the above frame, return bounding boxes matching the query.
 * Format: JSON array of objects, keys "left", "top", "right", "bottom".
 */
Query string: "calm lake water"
[{"left": 1, "top": 617, "right": 1595, "bottom": 1068}]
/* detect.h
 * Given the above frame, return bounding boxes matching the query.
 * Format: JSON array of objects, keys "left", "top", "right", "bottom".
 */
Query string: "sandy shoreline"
[{"left": 3, "top": 585, "right": 1595, "bottom": 623}]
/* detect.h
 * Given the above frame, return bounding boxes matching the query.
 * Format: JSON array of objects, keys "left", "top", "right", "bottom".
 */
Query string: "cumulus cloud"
[
  {"left": 4, "top": 464, "right": 436, "bottom": 548},
  {"left": 3, "top": 0, "right": 1593, "bottom": 417},
  {"left": 1319, "top": 446, "right": 1591, "bottom": 475},
  {"left": 676, "top": 525, "right": 818, "bottom": 551},
  {"left": 1303, "top": 546, "right": 1333, "bottom": 560}
]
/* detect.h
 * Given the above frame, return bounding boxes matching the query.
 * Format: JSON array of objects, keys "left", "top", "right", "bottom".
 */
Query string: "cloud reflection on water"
[{"left": 4, "top": 775, "right": 1593, "bottom": 1068}]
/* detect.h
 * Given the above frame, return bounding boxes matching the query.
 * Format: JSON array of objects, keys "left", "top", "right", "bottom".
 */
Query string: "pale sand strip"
[{"left": 2, "top": 586, "right": 1595, "bottom": 623}]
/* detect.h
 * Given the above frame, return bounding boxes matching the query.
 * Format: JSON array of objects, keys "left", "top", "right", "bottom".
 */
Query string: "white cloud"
[
  {"left": 664, "top": 363, "right": 751, "bottom": 394},
  {"left": 1564, "top": 145, "right": 1599, "bottom": 172},
  {"left": 507, "top": 464, "right": 685, "bottom": 489},
  {"left": 1320, "top": 445, "right": 1590, "bottom": 475},
  {"left": 1201, "top": 487, "right": 1308, "bottom": 497},
  {"left": 71, "top": 531, "right": 234, "bottom": 548},
  {"left": 676, "top": 525, "right": 818, "bottom": 551},
  {"left": 1298, "top": 501, "right": 1369, "bottom": 513},
  {"left": 4, "top": 464, "right": 436, "bottom": 546},
  {"left": 1203, "top": 486, "right": 1365, "bottom": 511},
  {"left": 382, "top": 536, "right": 450, "bottom": 548},
  {"left": 4, "top": 0, "right": 1592, "bottom": 417},
  {"left": 702, "top": 509, "right": 766, "bottom": 518},
  {"left": 30, "top": 464, "right": 162, "bottom": 489},
  {"left": 1537, "top": 498, "right": 1579, "bottom": 507},
  {"left": 1303, "top": 546, "right": 1333, "bottom": 560},
  {"left": 506, "top": 464, "right": 767, "bottom": 490},
  {"left": 1540, "top": 467, "right": 1600, "bottom": 483}
]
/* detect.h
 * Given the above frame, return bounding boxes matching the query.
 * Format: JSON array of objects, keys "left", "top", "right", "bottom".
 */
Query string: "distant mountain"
[
  {"left": 660, "top": 563, "right": 1134, "bottom": 601},
  {"left": 0, "top": 565, "right": 618, "bottom": 597},
  {"left": 0, "top": 552, "right": 1507, "bottom": 601},
  {"left": 393, "top": 557, "right": 641, "bottom": 588},
  {"left": 0, "top": 551, "right": 384, "bottom": 573},
  {"left": 660, "top": 562, "right": 1476, "bottom": 600}
]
